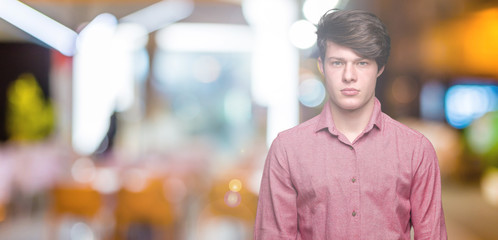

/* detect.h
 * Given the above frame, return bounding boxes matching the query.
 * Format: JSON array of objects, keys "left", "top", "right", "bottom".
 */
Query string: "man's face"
[{"left": 318, "top": 41, "right": 384, "bottom": 113}]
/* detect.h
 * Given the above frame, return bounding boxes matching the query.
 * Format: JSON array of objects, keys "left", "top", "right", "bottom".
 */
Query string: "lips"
[{"left": 341, "top": 88, "right": 360, "bottom": 96}]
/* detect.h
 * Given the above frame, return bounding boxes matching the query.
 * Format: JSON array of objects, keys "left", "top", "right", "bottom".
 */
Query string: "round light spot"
[
  {"left": 229, "top": 179, "right": 242, "bottom": 192},
  {"left": 92, "top": 168, "right": 119, "bottom": 194},
  {"left": 289, "top": 20, "right": 317, "bottom": 49},
  {"left": 71, "top": 157, "right": 96, "bottom": 183},
  {"left": 445, "top": 84, "right": 498, "bottom": 129},
  {"left": 224, "top": 191, "right": 241, "bottom": 207},
  {"left": 70, "top": 222, "right": 95, "bottom": 240},
  {"left": 299, "top": 78, "right": 326, "bottom": 107},
  {"left": 303, "top": 0, "right": 342, "bottom": 24},
  {"left": 391, "top": 76, "right": 417, "bottom": 104}
]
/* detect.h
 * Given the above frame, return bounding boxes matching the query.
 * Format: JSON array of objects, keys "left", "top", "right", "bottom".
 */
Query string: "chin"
[
  {"left": 338, "top": 97, "right": 374, "bottom": 111},
  {"left": 341, "top": 105, "right": 362, "bottom": 111},
  {"left": 338, "top": 100, "right": 363, "bottom": 111},
  {"left": 329, "top": 97, "right": 368, "bottom": 112}
]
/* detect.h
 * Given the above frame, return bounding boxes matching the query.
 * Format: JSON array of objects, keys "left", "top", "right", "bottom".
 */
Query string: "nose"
[{"left": 343, "top": 63, "right": 357, "bottom": 82}]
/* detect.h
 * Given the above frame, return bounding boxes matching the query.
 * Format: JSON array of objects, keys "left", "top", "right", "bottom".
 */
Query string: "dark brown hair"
[{"left": 316, "top": 9, "right": 391, "bottom": 70}]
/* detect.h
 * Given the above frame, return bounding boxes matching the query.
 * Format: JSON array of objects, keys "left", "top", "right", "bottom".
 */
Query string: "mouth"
[{"left": 341, "top": 88, "right": 360, "bottom": 96}]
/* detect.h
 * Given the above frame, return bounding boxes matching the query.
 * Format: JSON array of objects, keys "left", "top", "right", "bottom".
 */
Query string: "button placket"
[{"left": 350, "top": 144, "right": 360, "bottom": 224}]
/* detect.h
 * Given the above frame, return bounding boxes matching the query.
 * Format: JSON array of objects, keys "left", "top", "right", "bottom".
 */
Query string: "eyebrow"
[{"left": 327, "top": 57, "right": 367, "bottom": 61}]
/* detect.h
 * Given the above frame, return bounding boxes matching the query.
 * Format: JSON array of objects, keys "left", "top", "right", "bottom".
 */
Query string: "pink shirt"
[{"left": 254, "top": 98, "right": 447, "bottom": 240}]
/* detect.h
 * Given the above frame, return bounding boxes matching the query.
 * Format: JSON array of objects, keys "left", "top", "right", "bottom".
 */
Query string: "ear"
[
  {"left": 318, "top": 57, "right": 324, "bottom": 75},
  {"left": 376, "top": 65, "right": 385, "bottom": 77}
]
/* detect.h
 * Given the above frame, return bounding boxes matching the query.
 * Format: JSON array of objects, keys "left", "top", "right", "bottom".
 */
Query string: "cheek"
[
  {"left": 360, "top": 71, "right": 378, "bottom": 85},
  {"left": 364, "top": 77, "right": 378, "bottom": 92},
  {"left": 324, "top": 74, "right": 338, "bottom": 85},
  {"left": 323, "top": 69, "right": 341, "bottom": 82},
  {"left": 324, "top": 80, "right": 341, "bottom": 95}
]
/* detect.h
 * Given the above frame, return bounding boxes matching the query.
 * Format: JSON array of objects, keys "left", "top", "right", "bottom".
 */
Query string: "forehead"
[{"left": 324, "top": 41, "right": 363, "bottom": 60}]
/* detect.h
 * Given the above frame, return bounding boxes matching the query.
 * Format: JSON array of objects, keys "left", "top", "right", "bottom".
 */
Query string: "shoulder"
[
  {"left": 381, "top": 113, "right": 427, "bottom": 140},
  {"left": 381, "top": 113, "right": 438, "bottom": 167},
  {"left": 381, "top": 113, "right": 437, "bottom": 154}
]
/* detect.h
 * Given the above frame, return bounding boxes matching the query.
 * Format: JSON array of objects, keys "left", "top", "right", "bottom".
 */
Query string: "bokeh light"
[
  {"left": 242, "top": 0, "right": 297, "bottom": 27},
  {"left": 465, "top": 111, "right": 498, "bottom": 166},
  {"left": 71, "top": 157, "right": 96, "bottom": 183},
  {"left": 303, "top": 0, "right": 341, "bottom": 24},
  {"left": 289, "top": 20, "right": 317, "bottom": 49},
  {"left": 243, "top": 0, "right": 300, "bottom": 147},
  {"left": 70, "top": 222, "right": 95, "bottom": 240},
  {"left": 481, "top": 168, "right": 498, "bottom": 207},
  {"left": 91, "top": 168, "right": 119, "bottom": 194},
  {"left": 224, "top": 191, "right": 241, "bottom": 208},
  {"left": 299, "top": 77, "right": 326, "bottom": 108},
  {"left": 73, "top": 13, "right": 119, "bottom": 156},
  {"left": 229, "top": 179, "right": 242, "bottom": 192},
  {"left": 391, "top": 76, "right": 417, "bottom": 104},
  {"left": 445, "top": 84, "right": 498, "bottom": 129},
  {"left": 0, "top": 0, "right": 78, "bottom": 56}
]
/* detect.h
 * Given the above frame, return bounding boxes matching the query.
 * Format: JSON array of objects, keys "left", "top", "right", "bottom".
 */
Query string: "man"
[{"left": 254, "top": 9, "right": 447, "bottom": 239}]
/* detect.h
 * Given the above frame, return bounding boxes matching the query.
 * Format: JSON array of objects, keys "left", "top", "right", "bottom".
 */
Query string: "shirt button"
[
  {"left": 351, "top": 178, "right": 356, "bottom": 183},
  {"left": 352, "top": 211, "right": 357, "bottom": 217},
  {"left": 349, "top": 146, "right": 353, "bottom": 150}
]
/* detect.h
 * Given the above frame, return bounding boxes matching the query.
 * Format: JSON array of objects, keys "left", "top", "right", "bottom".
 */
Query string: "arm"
[
  {"left": 254, "top": 135, "right": 298, "bottom": 240},
  {"left": 410, "top": 136, "right": 448, "bottom": 240}
]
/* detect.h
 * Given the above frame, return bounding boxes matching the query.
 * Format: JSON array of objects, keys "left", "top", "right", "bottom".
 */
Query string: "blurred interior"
[{"left": 0, "top": 0, "right": 497, "bottom": 239}]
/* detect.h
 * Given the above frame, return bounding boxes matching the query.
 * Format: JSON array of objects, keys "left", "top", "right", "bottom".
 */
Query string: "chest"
[{"left": 288, "top": 136, "right": 413, "bottom": 203}]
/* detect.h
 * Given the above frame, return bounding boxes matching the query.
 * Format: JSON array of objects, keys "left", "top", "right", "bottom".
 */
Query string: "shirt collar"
[{"left": 315, "top": 98, "right": 383, "bottom": 135}]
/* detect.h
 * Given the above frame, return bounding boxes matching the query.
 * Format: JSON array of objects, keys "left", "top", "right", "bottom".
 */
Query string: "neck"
[{"left": 329, "top": 99, "right": 375, "bottom": 143}]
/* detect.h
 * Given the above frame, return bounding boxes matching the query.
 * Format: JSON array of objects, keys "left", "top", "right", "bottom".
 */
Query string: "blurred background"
[{"left": 0, "top": 0, "right": 497, "bottom": 239}]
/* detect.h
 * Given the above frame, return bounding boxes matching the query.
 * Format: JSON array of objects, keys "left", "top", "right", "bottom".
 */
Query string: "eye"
[
  {"left": 331, "top": 61, "right": 343, "bottom": 66},
  {"left": 357, "top": 61, "right": 369, "bottom": 66}
]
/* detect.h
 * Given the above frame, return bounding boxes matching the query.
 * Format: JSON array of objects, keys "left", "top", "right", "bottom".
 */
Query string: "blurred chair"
[
  {"left": 49, "top": 184, "right": 103, "bottom": 239},
  {"left": 51, "top": 185, "right": 102, "bottom": 218},
  {"left": 113, "top": 177, "right": 176, "bottom": 240}
]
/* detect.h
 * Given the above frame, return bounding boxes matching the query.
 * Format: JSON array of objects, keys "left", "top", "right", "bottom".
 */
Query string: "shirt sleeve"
[
  {"left": 254, "top": 135, "right": 298, "bottom": 240},
  {"left": 410, "top": 136, "right": 448, "bottom": 240}
]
